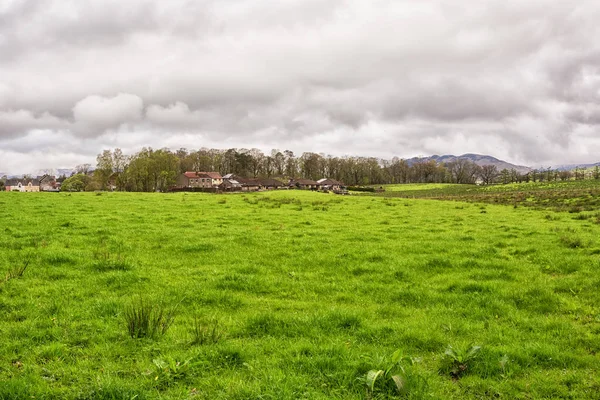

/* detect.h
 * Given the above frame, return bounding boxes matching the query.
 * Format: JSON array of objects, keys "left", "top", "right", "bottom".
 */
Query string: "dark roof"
[
  {"left": 290, "top": 179, "right": 319, "bottom": 185},
  {"left": 5, "top": 178, "right": 20, "bottom": 186},
  {"left": 242, "top": 179, "right": 261, "bottom": 187},
  {"left": 5, "top": 178, "right": 40, "bottom": 186},
  {"left": 38, "top": 174, "right": 54, "bottom": 183},
  {"left": 235, "top": 177, "right": 259, "bottom": 186},
  {"left": 220, "top": 179, "right": 242, "bottom": 187},
  {"left": 258, "top": 178, "right": 284, "bottom": 187},
  {"left": 317, "top": 178, "right": 344, "bottom": 186}
]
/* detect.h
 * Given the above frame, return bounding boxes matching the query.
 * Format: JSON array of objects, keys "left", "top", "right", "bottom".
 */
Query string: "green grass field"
[
  {"left": 1, "top": 189, "right": 599, "bottom": 399},
  {"left": 377, "top": 181, "right": 600, "bottom": 213}
]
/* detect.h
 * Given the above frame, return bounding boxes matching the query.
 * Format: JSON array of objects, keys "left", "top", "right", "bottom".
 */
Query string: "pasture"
[{"left": 0, "top": 188, "right": 599, "bottom": 399}]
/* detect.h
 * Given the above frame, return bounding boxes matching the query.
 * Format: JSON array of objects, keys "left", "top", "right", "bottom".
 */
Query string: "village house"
[
  {"left": 219, "top": 176, "right": 285, "bottom": 192},
  {"left": 177, "top": 172, "right": 214, "bottom": 188},
  {"left": 39, "top": 175, "right": 61, "bottom": 191},
  {"left": 106, "top": 173, "right": 119, "bottom": 191},
  {"left": 4, "top": 178, "right": 40, "bottom": 192},
  {"left": 317, "top": 178, "right": 345, "bottom": 191},
  {"left": 289, "top": 179, "right": 320, "bottom": 190},
  {"left": 197, "top": 172, "right": 223, "bottom": 186},
  {"left": 238, "top": 178, "right": 261, "bottom": 192},
  {"left": 218, "top": 178, "right": 242, "bottom": 191},
  {"left": 176, "top": 173, "right": 343, "bottom": 193},
  {"left": 258, "top": 178, "right": 285, "bottom": 190}
]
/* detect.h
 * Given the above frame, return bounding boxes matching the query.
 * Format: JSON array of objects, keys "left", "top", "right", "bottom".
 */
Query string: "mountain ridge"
[{"left": 405, "top": 153, "right": 532, "bottom": 174}]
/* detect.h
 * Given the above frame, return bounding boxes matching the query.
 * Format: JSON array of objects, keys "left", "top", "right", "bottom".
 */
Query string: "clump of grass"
[
  {"left": 190, "top": 317, "right": 222, "bottom": 345},
  {"left": 571, "top": 213, "right": 589, "bottom": 221},
  {"left": 124, "top": 297, "right": 176, "bottom": 339},
  {"left": 4, "top": 259, "right": 30, "bottom": 283},
  {"left": 217, "top": 198, "right": 227, "bottom": 204},
  {"left": 92, "top": 238, "right": 132, "bottom": 271},
  {"left": 560, "top": 235, "right": 585, "bottom": 249}
]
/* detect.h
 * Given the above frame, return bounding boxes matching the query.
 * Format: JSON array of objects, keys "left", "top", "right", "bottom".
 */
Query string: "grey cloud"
[
  {"left": 0, "top": 109, "right": 67, "bottom": 137},
  {"left": 72, "top": 93, "right": 144, "bottom": 137},
  {"left": 2, "top": 0, "right": 600, "bottom": 173},
  {"left": 0, "top": 0, "right": 159, "bottom": 62}
]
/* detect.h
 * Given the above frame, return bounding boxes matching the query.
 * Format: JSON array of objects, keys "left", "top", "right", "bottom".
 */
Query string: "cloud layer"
[{"left": 1, "top": 0, "right": 600, "bottom": 173}]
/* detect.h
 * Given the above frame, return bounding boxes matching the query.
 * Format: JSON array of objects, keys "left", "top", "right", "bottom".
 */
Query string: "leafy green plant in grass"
[
  {"left": 123, "top": 297, "right": 176, "bottom": 339},
  {"left": 152, "top": 356, "right": 194, "bottom": 389},
  {"left": 440, "top": 344, "right": 482, "bottom": 379},
  {"left": 360, "top": 349, "right": 427, "bottom": 399},
  {"left": 190, "top": 316, "right": 222, "bottom": 345}
]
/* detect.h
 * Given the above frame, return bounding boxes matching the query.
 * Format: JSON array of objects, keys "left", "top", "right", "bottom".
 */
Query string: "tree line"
[{"left": 45, "top": 147, "right": 600, "bottom": 192}]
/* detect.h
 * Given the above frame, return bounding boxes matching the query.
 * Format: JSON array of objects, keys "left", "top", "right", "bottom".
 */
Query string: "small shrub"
[{"left": 124, "top": 297, "right": 176, "bottom": 339}]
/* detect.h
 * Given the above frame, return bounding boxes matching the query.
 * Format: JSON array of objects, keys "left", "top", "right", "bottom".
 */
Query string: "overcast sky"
[{"left": 1, "top": 0, "right": 599, "bottom": 174}]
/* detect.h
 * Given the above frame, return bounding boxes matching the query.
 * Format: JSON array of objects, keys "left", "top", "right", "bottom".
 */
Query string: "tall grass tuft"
[
  {"left": 190, "top": 317, "right": 222, "bottom": 345},
  {"left": 4, "top": 259, "right": 30, "bottom": 283},
  {"left": 124, "top": 297, "right": 176, "bottom": 339}
]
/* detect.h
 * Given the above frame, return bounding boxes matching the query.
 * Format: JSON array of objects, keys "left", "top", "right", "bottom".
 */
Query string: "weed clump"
[
  {"left": 190, "top": 317, "right": 222, "bottom": 345},
  {"left": 124, "top": 297, "right": 176, "bottom": 339},
  {"left": 152, "top": 357, "right": 193, "bottom": 389},
  {"left": 440, "top": 344, "right": 481, "bottom": 379},
  {"left": 4, "top": 259, "right": 29, "bottom": 283},
  {"left": 560, "top": 235, "right": 585, "bottom": 249},
  {"left": 360, "top": 349, "right": 428, "bottom": 399}
]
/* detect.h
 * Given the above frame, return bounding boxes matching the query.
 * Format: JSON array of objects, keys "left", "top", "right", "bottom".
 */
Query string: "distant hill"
[
  {"left": 550, "top": 162, "right": 600, "bottom": 171},
  {"left": 405, "top": 153, "right": 532, "bottom": 174},
  {"left": 32, "top": 168, "right": 77, "bottom": 177}
]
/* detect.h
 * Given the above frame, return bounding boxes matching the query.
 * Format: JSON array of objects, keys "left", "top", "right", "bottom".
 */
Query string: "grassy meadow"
[
  {"left": 1, "top": 188, "right": 600, "bottom": 399},
  {"left": 377, "top": 181, "right": 600, "bottom": 213}
]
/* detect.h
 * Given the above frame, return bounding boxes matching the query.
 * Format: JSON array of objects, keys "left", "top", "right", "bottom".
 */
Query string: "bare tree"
[
  {"left": 478, "top": 165, "right": 499, "bottom": 185},
  {"left": 76, "top": 164, "right": 91, "bottom": 174},
  {"left": 446, "top": 159, "right": 480, "bottom": 184}
]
